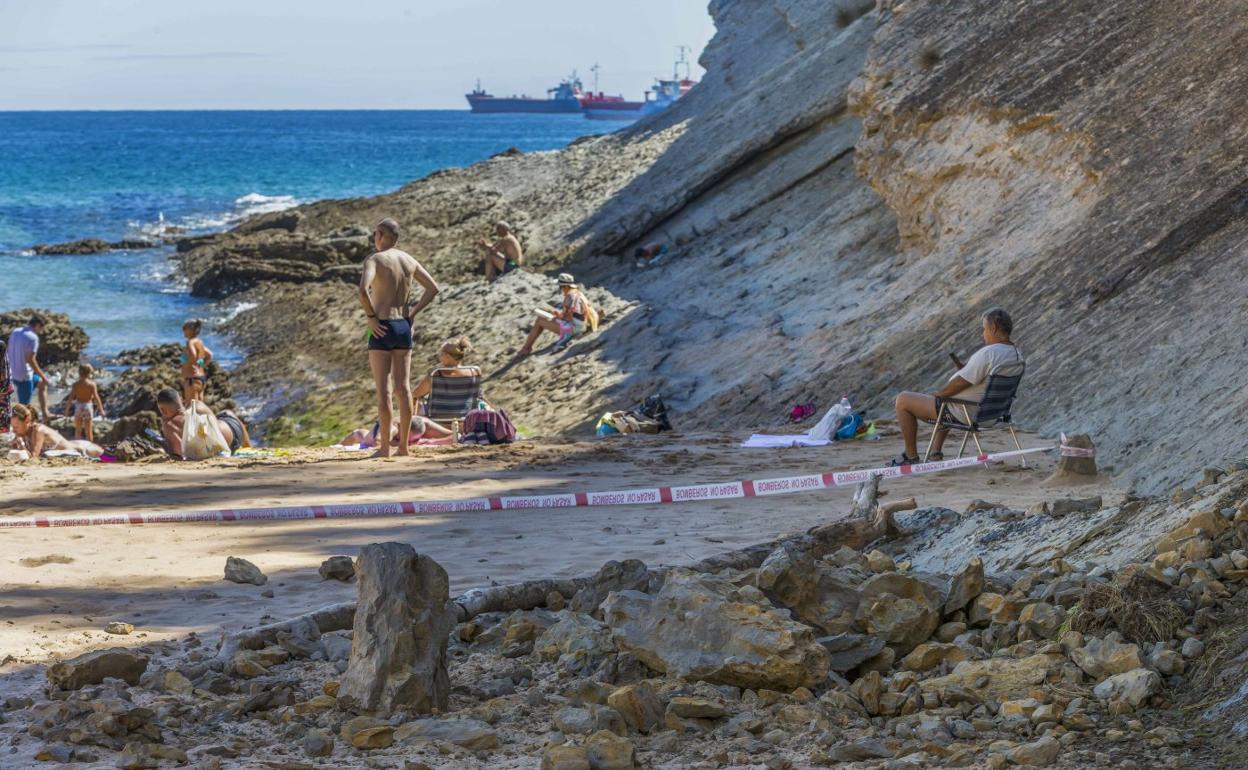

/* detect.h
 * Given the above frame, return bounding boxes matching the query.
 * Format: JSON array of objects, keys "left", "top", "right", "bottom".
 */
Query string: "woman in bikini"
[
  {"left": 10, "top": 403, "right": 103, "bottom": 460},
  {"left": 179, "top": 319, "right": 213, "bottom": 403}
]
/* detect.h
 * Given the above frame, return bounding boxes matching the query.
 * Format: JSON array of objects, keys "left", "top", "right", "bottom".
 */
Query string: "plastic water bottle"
[{"left": 839, "top": 394, "right": 851, "bottom": 411}]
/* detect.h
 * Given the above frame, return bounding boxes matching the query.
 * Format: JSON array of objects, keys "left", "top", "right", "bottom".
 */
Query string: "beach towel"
[{"left": 740, "top": 434, "right": 832, "bottom": 448}]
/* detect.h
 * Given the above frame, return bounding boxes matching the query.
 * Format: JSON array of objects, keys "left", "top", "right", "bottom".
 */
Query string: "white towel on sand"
[{"left": 740, "top": 434, "right": 831, "bottom": 448}]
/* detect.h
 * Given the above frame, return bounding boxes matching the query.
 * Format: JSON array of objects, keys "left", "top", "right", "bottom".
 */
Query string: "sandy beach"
[{"left": 0, "top": 426, "right": 1115, "bottom": 675}]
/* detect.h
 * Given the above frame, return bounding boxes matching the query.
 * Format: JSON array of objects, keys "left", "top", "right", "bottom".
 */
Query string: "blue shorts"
[
  {"left": 367, "top": 318, "right": 413, "bottom": 351},
  {"left": 14, "top": 374, "right": 40, "bottom": 404}
]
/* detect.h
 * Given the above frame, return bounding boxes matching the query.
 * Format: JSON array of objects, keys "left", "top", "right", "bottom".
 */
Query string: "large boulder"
[
  {"left": 47, "top": 648, "right": 149, "bottom": 690},
  {"left": 855, "top": 572, "right": 945, "bottom": 655},
  {"left": 755, "top": 545, "right": 861, "bottom": 634},
  {"left": 570, "top": 559, "right": 652, "bottom": 616},
  {"left": 337, "top": 543, "right": 456, "bottom": 716},
  {"left": 534, "top": 612, "right": 617, "bottom": 673},
  {"left": 601, "top": 569, "right": 830, "bottom": 691},
  {"left": 0, "top": 308, "right": 88, "bottom": 365},
  {"left": 920, "top": 653, "right": 1067, "bottom": 702},
  {"left": 1071, "top": 635, "right": 1145, "bottom": 681},
  {"left": 1092, "top": 668, "right": 1161, "bottom": 707},
  {"left": 944, "top": 557, "right": 984, "bottom": 615}
]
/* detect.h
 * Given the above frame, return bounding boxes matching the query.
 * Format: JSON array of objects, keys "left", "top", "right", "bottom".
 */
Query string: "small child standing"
[{"left": 68, "top": 363, "right": 106, "bottom": 441}]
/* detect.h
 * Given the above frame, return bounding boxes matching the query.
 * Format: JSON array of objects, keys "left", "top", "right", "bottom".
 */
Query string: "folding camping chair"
[
  {"left": 923, "top": 363, "right": 1027, "bottom": 466},
  {"left": 425, "top": 366, "right": 483, "bottom": 437}
]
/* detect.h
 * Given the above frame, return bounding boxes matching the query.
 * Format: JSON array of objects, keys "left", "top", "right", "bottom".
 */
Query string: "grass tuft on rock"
[
  {"left": 835, "top": 1, "right": 876, "bottom": 29},
  {"left": 1069, "top": 582, "right": 1187, "bottom": 645}
]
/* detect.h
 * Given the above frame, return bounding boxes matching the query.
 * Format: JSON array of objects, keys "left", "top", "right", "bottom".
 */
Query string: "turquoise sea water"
[{"left": 0, "top": 111, "right": 602, "bottom": 360}]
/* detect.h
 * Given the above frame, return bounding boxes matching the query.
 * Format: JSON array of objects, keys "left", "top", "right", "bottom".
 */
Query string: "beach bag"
[
  {"left": 835, "top": 411, "right": 865, "bottom": 440},
  {"left": 636, "top": 394, "right": 672, "bottom": 432},
  {"left": 461, "top": 408, "right": 516, "bottom": 444},
  {"left": 181, "top": 407, "right": 230, "bottom": 460}
]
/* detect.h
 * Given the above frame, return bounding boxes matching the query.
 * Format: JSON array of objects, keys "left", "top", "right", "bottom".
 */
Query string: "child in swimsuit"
[
  {"left": 67, "top": 363, "right": 106, "bottom": 442},
  {"left": 180, "top": 319, "right": 213, "bottom": 403}
]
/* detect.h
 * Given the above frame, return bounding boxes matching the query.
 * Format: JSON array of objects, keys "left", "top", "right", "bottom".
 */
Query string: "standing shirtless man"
[
  {"left": 477, "top": 221, "right": 524, "bottom": 283},
  {"left": 359, "top": 218, "right": 439, "bottom": 458}
]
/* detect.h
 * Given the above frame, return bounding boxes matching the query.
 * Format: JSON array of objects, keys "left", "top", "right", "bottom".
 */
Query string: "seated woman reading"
[{"left": 517, "top": 273, "right": 590, "bottom": 357}]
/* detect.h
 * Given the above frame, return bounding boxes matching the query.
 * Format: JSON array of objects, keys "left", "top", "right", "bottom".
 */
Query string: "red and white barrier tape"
[{"left": 0, "top": 444, "right": 1065, "bottom": 530}]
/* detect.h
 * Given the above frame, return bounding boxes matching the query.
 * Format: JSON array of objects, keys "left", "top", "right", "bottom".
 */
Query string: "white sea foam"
[
  {"left": 234, "top": 192, "right": 299, "bottom": 217},
  {"left": 218, "top": 300, "right": 259, "bottom": 322},
  {"left": 126, "top": 192, "right": 300, "bottom": 241}
]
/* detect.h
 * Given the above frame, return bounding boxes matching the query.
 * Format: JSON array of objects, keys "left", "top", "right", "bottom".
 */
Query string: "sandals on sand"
[{"left": 889, "top": 454, "right": 919, "bottom": 467}]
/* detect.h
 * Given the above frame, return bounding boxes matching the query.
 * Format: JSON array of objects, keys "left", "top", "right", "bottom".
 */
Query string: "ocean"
[{"left": 0, "top": 110, "right": 603, "bottom": 362}]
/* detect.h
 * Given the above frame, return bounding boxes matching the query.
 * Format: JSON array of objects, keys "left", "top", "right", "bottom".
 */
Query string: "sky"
[{"left": 0, "top": 0, "right": 717, "bottom": 110}]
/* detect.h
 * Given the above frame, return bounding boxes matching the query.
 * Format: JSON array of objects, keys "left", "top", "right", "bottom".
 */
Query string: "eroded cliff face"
[{"left": 189, "top": 0, "right": 1248, "bottom": 493}]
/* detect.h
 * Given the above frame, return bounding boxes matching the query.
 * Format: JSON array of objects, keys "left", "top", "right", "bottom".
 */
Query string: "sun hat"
[{"left": 557, "top": 273, "right": 576, "bottom": 287}]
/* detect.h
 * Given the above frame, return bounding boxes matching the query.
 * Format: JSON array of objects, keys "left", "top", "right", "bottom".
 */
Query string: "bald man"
[{"left": 359, "top": 218, "right": 439, "bottom": 458}]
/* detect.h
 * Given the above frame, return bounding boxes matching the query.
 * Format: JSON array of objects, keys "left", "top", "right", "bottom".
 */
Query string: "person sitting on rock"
[
  {"left": 517, "top": 274, "right": 592, "bottom": 357},
  {"left": 477, "top": 221, "right": 524, "bottom": 282},
  {"left": 156, "top": 388, "right": 251, "bottom": 459},
  {"left": 179, "top": 319, "right": 213, "bottom": 404},
  {"left": 890, "top": 307, "right": 1024, "bottom": 466},
  {"left": 9, "top": 403, "right": 102, "bottom": 460}
]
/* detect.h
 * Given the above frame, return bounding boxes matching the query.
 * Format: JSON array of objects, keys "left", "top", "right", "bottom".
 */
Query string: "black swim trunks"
[
  {"left": 367, "top": 318, "right": 413, "bottom": 351},
  {"left": 216, "top": 412, "right": 244, "bottom": 453}
]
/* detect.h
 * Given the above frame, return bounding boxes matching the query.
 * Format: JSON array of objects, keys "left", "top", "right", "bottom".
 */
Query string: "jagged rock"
[
  {"left": 337, "top": 543, "right": 455, "bottom": 716},
  {"left": 555, "top": 706, "right": 599, "bottom": 735},
  {"left": 31, "top": 238, "right": 157, "bottom": 255},
  {"left": 1018, "top": 602, "right": 1063, "bottom": 639},
  {"left": 223, "top": 556, "right": 267, "bottom": 585},
  {"left": 1071, "top": 636, "right": 1144, "bottom": 680},
  {"left": 855, "top": 572, "right": 944, "bottom": 654},
  {"left": 864, "top": 549, "right": 895, "bottom": 573},
  {"left": 1181, "top": 638, "right": 1205, "bottom": 659},
  {"left": 817, "top": 633, "right": 887, "bottom": 672},
  {"left": 235, "top": 209, "right": 303, "bottom": 235},
  {"left": 0, "top": 308, "right": 89, "bottom": 365},
  {"left": 105, "top": 621, "right": 134, "bottom": 635},
  {"left": 534, "top": 612, "right": 616, "bottom": 672},
  {"left": 920, "top": 653, "right": 1066, "bottom": 701},
  {"left": 944, "top": 557, "right": 985, "bottom": 615},
  {"left": 602, "top": 569, "right": 830, "bottom": 691},
  {"left": 543, "top": 744, "right": 590, "bottom": 770},
  {"left": 1006, "top": 735, "right": 1060, "bottom": 766},
  {"left": 968, "top": 592, "right": 1025, "bottom": 626},
  {"left": 1092, "top": 668, "right": 1160, "bottom": 707},
  {"left": 585, "top": 730, "right": 636, "bottom": 770},
  {"left": 901, "top": 642, "right": 969, "bottom": 672},
  {"left": 829, "top": 737, "right": 893, "bottom": 762},
  {"left": 667, "top": 696, "right": 727, "bottom": 719},
  {"left": 162, "top": 670, "right": 193, "bottom": 695},
  {"left": 47, "top": 648, "right": 148, "bottom": 690},
  {"left": 319, "top": 556, "right": 355, "bottom": 581},
  {"left": 607, "top": 682, "right": 664, "bottom": 734},
  {"left": 570, "top": 559, "right": 651, "bottom": 616},
  {"left": 1050, "top": 496, "right": 1102, "bottom": 517},
  {"left": 301, "top": 728, "right": 334, "bottom": 758},
  {"left": 756, "top": 545, "right": 860, "bottom": 634},
  {"left": 395, "top": 718, "right": 499, "bottom": 750}
]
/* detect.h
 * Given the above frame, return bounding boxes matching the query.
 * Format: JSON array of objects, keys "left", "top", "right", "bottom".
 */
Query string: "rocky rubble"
[
  {"left": 0, "top": 308, "right": 89, "bottom": 365},
  {"left": 4, "top": 470, "right": 1247, "bottom": 767}
]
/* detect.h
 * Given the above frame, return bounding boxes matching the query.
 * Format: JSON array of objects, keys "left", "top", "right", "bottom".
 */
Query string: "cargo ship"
[
  {"left": 583, "top": 49, "right": 698, "bottom": 122},
  {"left": 465, "top": 74, "right": 585, "bottom": 113}
]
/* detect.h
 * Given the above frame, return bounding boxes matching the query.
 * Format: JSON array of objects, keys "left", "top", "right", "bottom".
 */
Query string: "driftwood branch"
[
  {"left": 850, "top": 476, "right": 881, "bottom": 518},
  {"left": 452, "top": 578, "right": 589, "bottom": 623},
  {"left": 211, "top": 601, "right": 356, "bottom": 669}
]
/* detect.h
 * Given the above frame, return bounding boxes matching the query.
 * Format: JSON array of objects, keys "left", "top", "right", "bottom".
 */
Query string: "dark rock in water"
[
  {"left": 47, "top": 648, "right": 149, "bottom": 689},
  {"left": 30, "top": 238, "right": 157, "bottom": 254},
  {"left": 103, "top": 344, "right": 232, "bottom": 418},
  {"left": 191, "top": 255, "right": 324, "bottom": 298},
  {"left": 337, "top": 543, "right": 455, "bottom": 716},
  {"left": 491, "top": 146, "right": 523, "bottom": 159},
  {"left": 235, "top": 209, "right": 303, "bottom": 235},
  {"left": 0, "top": 308, "right": 89, "bottom": 365}
]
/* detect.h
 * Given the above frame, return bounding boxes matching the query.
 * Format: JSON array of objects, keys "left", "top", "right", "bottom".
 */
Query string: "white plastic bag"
[
  {"left": 182, "top": 406, "right": 230, "bottom": 460},
  {"left": 807, "top": 402, "right": 851, "bottom": 441}
]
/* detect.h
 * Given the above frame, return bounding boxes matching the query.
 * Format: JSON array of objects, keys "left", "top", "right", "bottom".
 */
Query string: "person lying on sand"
[
  {"left": 339, "top": 415, "right": 451, "bottom": 449},
  {"left": 156, "top": 388, "right": 251, "bottom": 459},
  {"left": 477, "top": 221, "right": 524, "bottom": 283},
  {"left": 180, "top": 319, "right": 213, "bottom": 403},
  {"left": 359, "top": 218, "right": 440, "bottom": 459},
  {"left": 9, "top": 403, "right": 102, "bottom": 460},
  {"left": 891, "top": 307, "right": 1024, "bottom": 466},
  {"left": 67, "top": 363, "right": 106, "bottom": 442},
  {"left": 517, "top": 273, "right": 590, "bottom": 357}
]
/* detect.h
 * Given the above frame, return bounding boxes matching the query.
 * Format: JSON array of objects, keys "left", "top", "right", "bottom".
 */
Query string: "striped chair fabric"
[{"left": 427, "top": 367, "right": 482, "bottom": 422}]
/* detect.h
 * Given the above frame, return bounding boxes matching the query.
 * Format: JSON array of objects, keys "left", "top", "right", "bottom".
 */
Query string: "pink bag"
[{"left": 460, "top": 408, "right": 516, "bottom": 444}]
